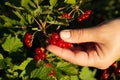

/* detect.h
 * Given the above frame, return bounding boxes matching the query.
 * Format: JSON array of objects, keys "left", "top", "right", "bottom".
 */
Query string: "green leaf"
[
  {"left": 5, "top": 2, "right": 24, "bottom": 10},
  {"left": 0, "top": 60, "right": 5, "bottom": 69},
  {"left": 70, "top": 75, "right": 79, "bottom": 80},
  {"left": 60, "top": 76, "right": 70, "bottom": 80},
  {"left": 21, "top": 0, "right": 32, "bottom": 9},
  {"left": 0, "top": 15, "right": 19, "bottom": 27},
  {"left": 79, "top": 67, "right": 97, "bottom": 80},
  {"left": 49, "top": 0, "right": 58, "bottom": 7},
  {"left": 18, "top": 58, "right": 33, "bottom": 70},
  {"left": 32, "top": 6, "right": 42, "bottom": 17},
  {"left": 0, "top": 53, "right": 4, "bottom": 59},
  {"left": 64, "top": 0, "right": 76, "bottom": 4},
  {"left": 54, "top": 69, "right": 64, "bottom": 80},
  {"left": 31, "top": 66, "right": 52, "bottom": 79},
  {"left": 4, "top": 57, "right": 12, "bottom": 67},
  {"left": 2, "top": 35, "right": 23, "bottom": 53},
  {"left": 13, "top": 11, "right": 27, "bottom": 25},
  {"left": 56, "top": 62, "right": 78, "bottom": 75}
]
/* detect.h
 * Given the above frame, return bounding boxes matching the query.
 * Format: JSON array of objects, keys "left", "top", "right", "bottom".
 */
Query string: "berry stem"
[{"left": 79, "top": 9, "right": 84, "bottom": 14}]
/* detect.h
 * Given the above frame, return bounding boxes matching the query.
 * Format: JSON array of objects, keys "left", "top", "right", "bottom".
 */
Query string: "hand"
[{"left": 47, "top": 19, "right": 120, "bottom": 69}]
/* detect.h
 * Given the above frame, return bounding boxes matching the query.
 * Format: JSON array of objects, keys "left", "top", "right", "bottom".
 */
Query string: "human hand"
[{"left": 47, "top": 19, "right": 120, "bottom": 69}]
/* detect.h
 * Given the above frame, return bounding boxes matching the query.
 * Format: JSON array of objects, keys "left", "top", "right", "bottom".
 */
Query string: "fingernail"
[{"left": 60, "top": 30, "right": 70, "bottom": 38}]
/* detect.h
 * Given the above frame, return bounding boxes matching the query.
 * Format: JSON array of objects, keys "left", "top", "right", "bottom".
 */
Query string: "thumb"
[{"left": 60, "top": 28, "right": 100, "bottom": 43}]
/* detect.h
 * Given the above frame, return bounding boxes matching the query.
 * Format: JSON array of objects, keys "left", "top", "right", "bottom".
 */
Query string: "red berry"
[
  {"left": 85, "top": 10, "right": 91, "bottom": 15},
  {"left": 25, "top": 33, "right": 32, "bottom": 39},
  {"left": 50, "top": 39, "right": 57, "bottom": 45},
  {"left": 115, "top": 65, "right": 120, "bottom": 74},
  {"left": 102, "top": 70, "right": 109, "bottom": 80},
  {"left": 48, "top": 70, "right": 55, "bottom": 76},
  {"left": 34, "top": 55, "right": 41, "bottom": 61},
  {"left": 25, "top": 39, "right": 31, "bottom": 47},
  {"left": 50, "top": 32, "right": 72, "bottom": 49},
  {"left": 111, "top": 61, "right": 117, "bottom": 67},
  {"left": 51, "top": 32, "right": 60, "bottom": 40},
  {"left": 78, "top": 15, "right": 86, "bottom": 22},
  {"left": 84, "top": 14, "right": 89, "bottom": 19},
  {"left": 41, "top": 53, "right": 46, "bottom": 59},
  {"left": 47, "top": 63, "right": 52, "bottom": 67},
  {"left": 56, "top": 39, "right": 64, "bottom": 48},
  {"left": 35, "top": 47, "right": 42, "bottom": 54},
  {"left": 64, "top": 42, "right": 72, "bottom": 48},
  {"left": 62, "top": 13, "right": 71, "bottom": 19}
]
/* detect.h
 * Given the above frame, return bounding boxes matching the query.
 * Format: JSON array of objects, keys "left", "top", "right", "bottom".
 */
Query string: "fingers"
[
  {"left": 60, "top": 28, "right": 100, "bottom": 43},
  {"left": 47, "top": 45, "right": 96, "bottom": 67}
]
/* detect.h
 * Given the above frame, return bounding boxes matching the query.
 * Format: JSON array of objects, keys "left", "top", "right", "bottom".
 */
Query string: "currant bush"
[{"left": 0, "top": 0, "right": 120, "bottom": 80}]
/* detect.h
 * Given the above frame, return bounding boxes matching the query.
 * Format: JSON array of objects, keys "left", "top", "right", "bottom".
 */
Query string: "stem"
[
  {"left": 78, "top": 9, "right": 84, "bottom": 14},
  {"left": 33, "top": 17, "right": 43, "bottom": 30}
]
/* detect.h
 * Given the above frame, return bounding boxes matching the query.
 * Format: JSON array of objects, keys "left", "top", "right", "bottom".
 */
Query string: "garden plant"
[{"left": 0, "top": 0, "right": 120, "bottom": 80}]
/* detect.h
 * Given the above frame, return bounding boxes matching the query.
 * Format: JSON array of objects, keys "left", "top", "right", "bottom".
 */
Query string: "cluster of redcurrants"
[
  {"left": 61, "top": 13, "right": 71, "bottom": 19},
  {"left": 47, "top": 63, "right": 55, "bottom": 77},
  {"left": 61, "top": 9, "right": 91, "bottom": 22},
  {"left": 78, "top": 10, "right": 91, "bottom": 22},
  {"left": 34, "top": 47, "right": 46, "bottom": 61},
  {"left": 49, "top": 32, "right": 72, "bottom": 49},
  {"left": 102, "top": 62, "right": 120, "bottom": 80},
  {"left": 24, "top": 33, "right": 32, "bottom": 47},
  {"left": 48, "top": 70, "right": 55, "bottom": 76}
]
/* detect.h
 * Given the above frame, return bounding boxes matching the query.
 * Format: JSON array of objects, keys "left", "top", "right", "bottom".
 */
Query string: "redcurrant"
[
  {"left": 34, "top": 55, "right": 41, "bottom": 61},
  {"left": 25, "top": 33, "right": 32, "bottom": 39},
  {"left": 35, "top": 47, "right": 42, "bottom": 54},
  {"left": 51, "top": 32, "right": 60, "bottom": 40},
  {"left": 48, "top": 70, "right": 55, "bottom": 76},
  {"left": 115, "top": 65, "right": 120, "bottom": 74},
  {"left": 85, "top": 10, "right": 91, "bottom": 15},
  {"left": 62, "top": 13, "right": 71, "bottom": 19}
]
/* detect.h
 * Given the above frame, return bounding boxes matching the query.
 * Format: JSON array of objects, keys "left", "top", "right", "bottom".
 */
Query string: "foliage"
[{"left": 0, "top": 0, "right": 120, "bottom": 80}]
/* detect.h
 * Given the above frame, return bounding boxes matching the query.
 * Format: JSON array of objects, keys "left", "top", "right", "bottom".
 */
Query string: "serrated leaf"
[
  {"left": 64, "top": 0, "right": 76, "bottom": 4},
  {"left": 0, "top": 15, "right": 19, "bottom": 27},
  {"left": 13, "top": 11, "right": 27, "bottom": 25},
  {"left": 54, "top": 69, "right": 64, "bottom": 80},
  {"left": 79, "top": 67, "right": 97, "bottom": 80},
  {"left": 18, "top": 58, "right": 33, "bottom": 70},
  {"left": 31, "top": 66, "right": 52, "bottom": 79},
  {"left": 32, "top": 6, "right": 42, "bottom": 16},
  {"left": 49, "top": 0, "right": 58, "bottom": 7},
  {"left": 2, "top": 35, "right": 23, "bottom": 53},
  {"left": 56, "top": 62, "right": 78, "bottom": 75},
  {"left": 5, "top": 2, "right": 24, "bottom": 10}
]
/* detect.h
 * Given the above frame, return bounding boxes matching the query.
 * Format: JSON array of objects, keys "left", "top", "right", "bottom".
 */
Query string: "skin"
[{"left": 47, "top": 19, "right": 120, "bottom": 69}]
